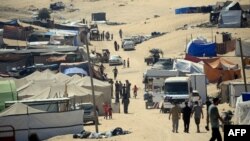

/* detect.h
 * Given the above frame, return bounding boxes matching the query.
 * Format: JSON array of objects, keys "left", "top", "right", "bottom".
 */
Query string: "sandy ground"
[{"left": 1, "top": 0, "right": 250, "bottom": 141}]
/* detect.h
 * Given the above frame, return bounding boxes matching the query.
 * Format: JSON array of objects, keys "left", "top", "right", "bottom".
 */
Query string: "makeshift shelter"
[
  {"left": 220, "top": 81, "right": 250, "bottom": 106},
  {"left": 203, "top": 57, "right": 241, "bottom": 83},
  {"left": 216, "top": 39, "right": 236, "bottom": 54},
  {"left": 77, "top": 76, "right": 112, "bottom": 105},
  {"left": 3, "top": 25, "right": 33, "bottom": 40},
  {"left": 218, "top": 10, "right": 242, "bottom": 28},
  {"left": 0, "top": 29, "right": 3, "bottom": 46},
  {"left": 91, "top": 12, "right": 106, "bottom": 21},
  {"left": 0, "top": 103, "right": 83, "bottom": 141},
  {"left": 0, "top": 19, "right": 20, "bottom": 28},
  {"left": 0, "top": 80, "right": 17, "bottom": 111},
  {"left": 235, "top": 95, "right": 250, "bottom": 124},
  {"left": 173, "top": 59, "right": 204, "bottom": 74},
  {"left": 186, "top": 37, "right": 217, "bottom": 57},
  {"left": 235, "top": 39, "right": 250, "bottom": 57}
]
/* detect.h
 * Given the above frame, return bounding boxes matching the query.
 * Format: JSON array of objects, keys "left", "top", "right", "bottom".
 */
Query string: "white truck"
[
  {"left": 162, "top": 77, "right": 191, "bottom": 112},
  {"left": 162, "top": 74, "right": 207, "bottom": 112}
]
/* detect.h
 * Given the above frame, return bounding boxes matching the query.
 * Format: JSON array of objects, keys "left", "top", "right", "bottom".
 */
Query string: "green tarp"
[{"left": 0, "top": 80, "right": 17, "bottom": 111}]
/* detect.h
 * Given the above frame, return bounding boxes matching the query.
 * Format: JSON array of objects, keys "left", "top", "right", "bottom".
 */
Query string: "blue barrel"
[{"left": 242, "top": 92, "right": 250, "bottom": 101}]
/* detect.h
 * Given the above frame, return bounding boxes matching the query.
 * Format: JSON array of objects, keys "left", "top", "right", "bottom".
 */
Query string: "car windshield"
[
  {"left": 78, "top": 104, "right": 93, "bottom": 110},
  {"left": 110, "top": 56, "right": 120, "bottom": 59},
  {"left": 164, "top": 82, "right": 188, "bottom": 95}
]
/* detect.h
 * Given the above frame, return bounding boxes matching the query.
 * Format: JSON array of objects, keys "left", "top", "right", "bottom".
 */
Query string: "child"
[
  {"left": 108, "top": 104, "right": 113, "bottom": 119},
  {"left": 103, "top": 102, "right": 108, "bottom": 119}
]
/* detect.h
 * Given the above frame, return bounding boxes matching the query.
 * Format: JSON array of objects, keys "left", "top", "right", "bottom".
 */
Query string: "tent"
[
  {"left": 218, "top": 10, "right": 242, "bottom": 28},
  {"left": 0, "top": 29, "right": 3, "bottom": 46},
  {"left": 186, "top": 37, "right": 217, "bottom": 57},
  {"left": 235, "top": 39, "right": 250, "bottom": 56},
  {"left": 235, "top": 95, "right": 250, "bottom": 124},
  {"left": 203, "top": 57, "right": 241, "bottom": 83},
  {"left": 64, "top": 67, "right": 88, "bottom": 76},
  {"left": 77, "top": 76, "right": 112, "bottom": 106},
  {"left": 0, "top": 103, "right": 83, "bottom": 141},
  {"left": 173, "top": 59, "right": 204, "bottom": 74},
  {"left": 0, "top": 80, "right": 17, "bottom": 111},
  {"left": 220, "top": 81, "right": 250, "bottom": 106}
]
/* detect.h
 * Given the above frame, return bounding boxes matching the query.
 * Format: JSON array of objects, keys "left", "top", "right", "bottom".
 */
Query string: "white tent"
[
  {"left": 173, "top": 59, "right": 204, "bottom": 74},
  {"left": 218, "top": 10, "right": 242, "bottom": 28},
  {"left": 235, "top": 96, "right": 250, "bottom": 124},
  {"left": 0, "top": 103, "right": 83, "bottom": 141}
]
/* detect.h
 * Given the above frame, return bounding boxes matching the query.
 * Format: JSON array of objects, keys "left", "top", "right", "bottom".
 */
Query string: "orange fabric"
[{"left": 203, "top": 57, "right": 241, "bottom": 83}]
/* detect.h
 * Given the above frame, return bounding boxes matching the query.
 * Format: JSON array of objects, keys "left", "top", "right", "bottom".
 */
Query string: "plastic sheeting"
[
  {"left": 235, "top": 96, "right": 250, "bottom": 124},
  {"left": 173, "top": 59, "right": 204, "bottom": 74},
  {"left": 186, "top": 37, "right": 217, "bottom": 57},
  {"left": 218, "top": 10, "right": 242, "bottom": 28},
  {"left": 64, "top": 67, "right": 88, "bottom": 76}
]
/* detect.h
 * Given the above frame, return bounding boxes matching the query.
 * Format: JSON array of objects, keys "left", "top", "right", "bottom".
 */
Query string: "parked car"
[
  {"left": 76, "top": 103, "right": 98, "bottom": 124},
  {"left": 109, "top": 55, "right": 123, "bottom": 66},
  {"left": 123, "top": 40, "right": 135, "bottom": 50}
]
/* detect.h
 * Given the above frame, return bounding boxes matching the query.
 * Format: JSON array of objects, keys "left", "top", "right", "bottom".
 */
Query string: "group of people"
[
  {"left": 169, "top": 98, "right": 224, "bottom": 141},
  {"left": 113, "top": 80, "right": 133, "bottom": 113},
  {"left": 98, "top": 31, "right": 113, "bottom": 41}
]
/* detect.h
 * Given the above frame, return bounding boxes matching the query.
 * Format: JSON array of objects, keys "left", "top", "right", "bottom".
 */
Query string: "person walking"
[
  {"left": 99, "top": 63, "right": 105, "bottom": 75},
  {"left": 119, "top": 29, "right": 123, "bottom": 39},
  {"left": 182, "top": 102, "right": 192, "bottom": 133},
  {"left": 119, "top": 81, "right": 123, "bottom": 98},
  {"left": 169, "top": 102, "right": 181, "bottom": 133},
  {"left": 205, "top": 98, "right": 212, "bottom": 131},
  {"left": 191, "top": 101, "right": 204, "bottom": 133},
  {"left": 103, "top": 102, "right": 109, "bottom": 119},
  {"left": 127, "top": 58, "right": 130, "bottom": 68},
  {"left": 108, "top": 104, "right": 112, "bottom": 119},
  {"left": 123, "top": 60, "right": 126, "bottom": 68},
  {"left": 122, "top": 89, "right": 130, "bottom": 114},
  {"left": 114, "top": 41, "right": 118, "bottom": 51},
  {"left": 112, "top": 67, "right": 118, "bottom": 80},
  {"left": 115, "top": 81, "right": 120, "bottom": 103},
  {"left": 132, "top": 85, "right": 138, "bottom": 98},
  {"left": 209, "top": 98, "right": 224, "bottom": 141},
  {"left": 125, "top": 80, "right": 131, "bottom": 98}
]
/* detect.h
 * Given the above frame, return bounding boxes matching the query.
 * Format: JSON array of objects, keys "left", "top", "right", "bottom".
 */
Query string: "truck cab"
[{"left": 163, "top": 77, "right": 191, "bottom": 112}]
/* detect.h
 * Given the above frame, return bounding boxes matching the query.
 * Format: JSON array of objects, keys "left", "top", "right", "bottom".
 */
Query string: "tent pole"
[
  {"left": 238, "top": 38, "right": 248, "bottom": 92},
  {"left": 83, "top": 30, "right": 99, "bottom": 133}
]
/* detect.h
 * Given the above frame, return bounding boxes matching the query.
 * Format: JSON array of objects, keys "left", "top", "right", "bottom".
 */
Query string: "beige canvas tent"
[
  {"left": 203, "top": 57, "right": 241, "bottom": 83},
  {"left": 77, "top": 76, "right": 112, "bottom": 104}
]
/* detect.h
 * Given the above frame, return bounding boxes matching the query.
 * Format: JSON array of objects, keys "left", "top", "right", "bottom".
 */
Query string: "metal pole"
[
  {"left": 84, "top": 31, "right": 99, "bottom": 133},
  {"left": 238, "top": 38, "right": 248, "bottom": 92}
]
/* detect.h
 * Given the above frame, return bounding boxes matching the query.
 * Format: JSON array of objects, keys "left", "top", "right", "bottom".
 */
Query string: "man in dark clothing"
[
  {"left": 112, "top": 67, "right": 118, "bottom": 80},
  {"left": 182, "top": 102, "right": 192, "bottom": 133},
  {"left": 99, "top": 63, "right": 104, "bottom": 75},
  {"left": 205, "top": 98, "right": 212, "bottom": 131},
  {"left": 125, "top": 80, "right": 131, "bottom": 98},
  {"left": 209, "top": 98, "right": 224, "bottom": 141},
  {"left": 119, "top": 81, "right": 123, "bottom": 98},
  {"left": 122, "top": 90, "right": 129, "bottom": 114},
  {"left": 114, "top": 41, "right": 118, "bottom": 51},
  {"left": 115, "top": 81, "right": 120, "bottom": 103}
]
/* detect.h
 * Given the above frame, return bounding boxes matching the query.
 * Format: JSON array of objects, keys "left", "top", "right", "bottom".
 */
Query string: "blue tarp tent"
[{"left": 186, "top": 37, "right": 217, "bottom": 57}]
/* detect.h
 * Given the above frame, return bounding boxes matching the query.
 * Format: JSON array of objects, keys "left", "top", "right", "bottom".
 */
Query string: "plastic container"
[{"left": 242, "top": 92, "right": 250, "bottom": 102}]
